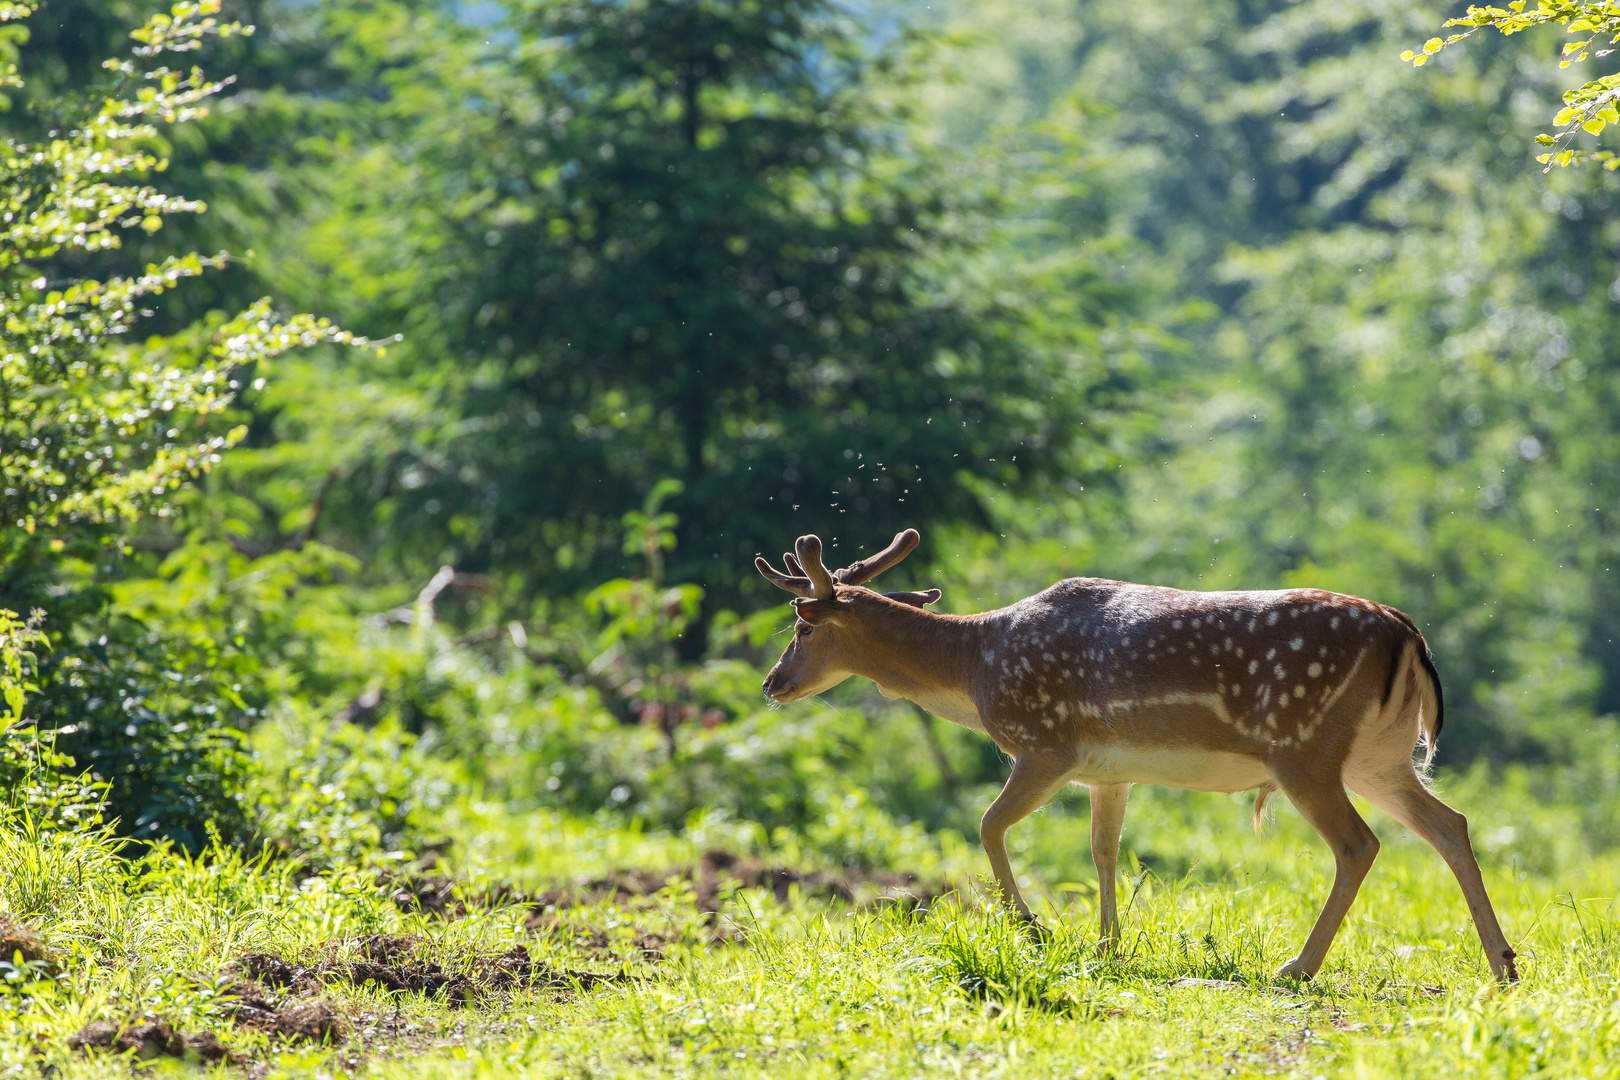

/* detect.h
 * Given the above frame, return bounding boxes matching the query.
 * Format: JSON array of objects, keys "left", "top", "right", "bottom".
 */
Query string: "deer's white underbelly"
[{"left": 1069, "top": 743, "right": 1269, "bottom": 793}]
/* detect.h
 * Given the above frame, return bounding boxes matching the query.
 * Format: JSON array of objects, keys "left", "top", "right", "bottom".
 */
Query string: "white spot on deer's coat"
[
  {"left": 1294, "top": 685, "right": 1306, "bottom": 698},
  {"left": 1266, "top": 648, "right": 1277, "bottom": 660},
  {"left": 1290, "top": 637, "right": 1303, "bottom": 651},
  {"left": 1273, "top": 663, "right": 1285, "bottom": 679},
  {"left": 1248, "top": 660, "right": 1259, "bottom": 674},
  {"left": 1308, "top": 662, "right": 1322, "bottom": 678},
  {"left": 1267, "top": 611, "right": 1279, "bottom": 626}
]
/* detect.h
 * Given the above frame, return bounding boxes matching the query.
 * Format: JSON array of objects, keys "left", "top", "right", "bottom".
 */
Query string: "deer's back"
[{"left": 975, "top": 578, "right": 1418, "bottom": 770}]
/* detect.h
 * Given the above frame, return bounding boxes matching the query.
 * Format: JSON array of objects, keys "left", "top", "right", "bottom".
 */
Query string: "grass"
[{"left": 4, "top": 777, "right": 1620, "bottom": 1077}]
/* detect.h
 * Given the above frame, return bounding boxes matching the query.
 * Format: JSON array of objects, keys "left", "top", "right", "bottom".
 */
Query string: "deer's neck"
[{"left": 846, "top": 605, "right": 986, "bottom": 723}]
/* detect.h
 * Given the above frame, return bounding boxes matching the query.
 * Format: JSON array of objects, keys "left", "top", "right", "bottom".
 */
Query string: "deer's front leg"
[
  {"left": 1088, "top": 782, "right": 1130, "bottom": 953},
  {"left": 980, "top": 755, "right": 1073, "bottom": 935}
]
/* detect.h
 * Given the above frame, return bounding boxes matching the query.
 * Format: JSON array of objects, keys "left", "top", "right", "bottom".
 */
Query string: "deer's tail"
[
  {"left": 1379, "top": 613, "right": 1445, "bottom": 772},
  {"left": 1415, "top": 640, "right": 1444, "bottom": 771},
  {"left": 1252, "top": 782, "right": 1277, "bottom": 835}
]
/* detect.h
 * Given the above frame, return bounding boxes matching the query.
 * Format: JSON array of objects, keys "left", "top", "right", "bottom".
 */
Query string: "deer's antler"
[
  {"left": 794, "top": 535, "right": 837, "bottom": 597},
  {"left": 833, "top": 529, "right": 919, "bottom": 586},
  {"left": 754, "top": 555, "right": 813, "bottom": 596},
  {"left": 756, "top": 535, "right": 838, "bottom": 598},
  {"left": 757, "top": 529, "right": 922, "bottom": 598}
]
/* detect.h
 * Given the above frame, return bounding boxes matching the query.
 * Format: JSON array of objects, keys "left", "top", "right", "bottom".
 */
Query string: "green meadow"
[{"left": 7, "top": 767, "right": 1620, "bottom": 1076}]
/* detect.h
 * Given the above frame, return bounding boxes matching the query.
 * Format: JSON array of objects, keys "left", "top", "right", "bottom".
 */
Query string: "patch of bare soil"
[
  {"left": 230, "top": 935, "right": 627, "bottom": 1007},
  {"left": 523, "top": 849, "right": 950, "bottom": 927},
  {"left": 68, "top": 1019, "right": 244, "bottom": 1065}
]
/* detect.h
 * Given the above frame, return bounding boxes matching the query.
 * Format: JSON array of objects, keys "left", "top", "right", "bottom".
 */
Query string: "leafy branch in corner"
[
  {"left": 0, "top": 0, "right": 397, "bottom": 535},
  {"left": 1402, "top": 1, "right": 1620, "bottom": 170}
]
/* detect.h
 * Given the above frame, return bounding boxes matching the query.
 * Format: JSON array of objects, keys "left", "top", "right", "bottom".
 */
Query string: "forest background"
[
  {"left": 7, "top": 0, "right": 1616, "bottom": 854},
  {"left": 5, "top": 0, "right": 1620, "bottom": 1072}
]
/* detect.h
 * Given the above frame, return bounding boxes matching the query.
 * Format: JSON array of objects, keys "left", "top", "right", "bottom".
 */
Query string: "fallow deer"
[{"left": 756, "top": 529, "right": 1518, "bottom": 983}]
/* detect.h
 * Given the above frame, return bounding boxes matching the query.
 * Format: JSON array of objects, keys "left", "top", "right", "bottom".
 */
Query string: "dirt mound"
[
  {"left": 69, "top": 988, "right": 346, "bottom": 1068},
  {"left": 68, "top": 1019, "right": 247, "bottom": 1065},
  {"left": 216, "top": 979, "right": 349, "bottom": 1042},
  {"left": 0, "top": 917, "right": 57, "bottom": 974},
  {"left": 230, "top": 935, "right": 625, "bottom": 1007}
]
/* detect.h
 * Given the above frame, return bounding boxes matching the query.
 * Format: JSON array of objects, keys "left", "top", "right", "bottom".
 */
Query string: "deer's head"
[{"left": 756, "top": 529, "right": 940, "bottom": 702}]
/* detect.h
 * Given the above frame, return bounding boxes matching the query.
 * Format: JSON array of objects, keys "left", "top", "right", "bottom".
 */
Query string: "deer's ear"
[
  {"left": 884, "top": 589, "right": 942, "bottom": 608},
  {"left": 790, "top": 597, "right": 841, "bottom": 625}
]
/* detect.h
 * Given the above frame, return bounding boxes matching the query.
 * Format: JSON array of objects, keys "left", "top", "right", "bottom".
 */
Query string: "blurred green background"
[{"left": 5, "top": 0, "right": 1620, "bottom": 869}]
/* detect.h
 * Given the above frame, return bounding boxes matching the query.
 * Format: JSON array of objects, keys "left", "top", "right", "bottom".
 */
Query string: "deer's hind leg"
[
  {"left": 1347, "top": 766, "right": 1518, "bottom": 982},
  {"left": 1269, "top": 764, "right": 1381, "bottom": 981}
]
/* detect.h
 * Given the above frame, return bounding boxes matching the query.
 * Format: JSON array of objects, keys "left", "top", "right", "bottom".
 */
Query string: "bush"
[{"left": 29, "top": 626, "right": 255, "bottom": 852}]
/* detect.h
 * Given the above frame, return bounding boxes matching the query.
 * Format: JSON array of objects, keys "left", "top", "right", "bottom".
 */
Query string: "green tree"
[{"left": 305, "top": 0, "right": 1096, "bottom": 651}]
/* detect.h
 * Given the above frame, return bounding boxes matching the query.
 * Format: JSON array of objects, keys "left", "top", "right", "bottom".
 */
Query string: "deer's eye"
[{"left": 796, "top": 623, "right": 812, "bottom": 637}]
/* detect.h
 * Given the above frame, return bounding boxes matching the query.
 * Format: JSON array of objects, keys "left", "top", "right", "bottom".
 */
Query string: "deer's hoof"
[
  {"left": 1018, "top": 915, "right": 1053, "bottom": 943},
  {"left": 1495, "top": 949, "right": 1520, "bottom": 985},
  {"left": 1274, "top": 959, "right": 1314, "bottom": 982}
]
